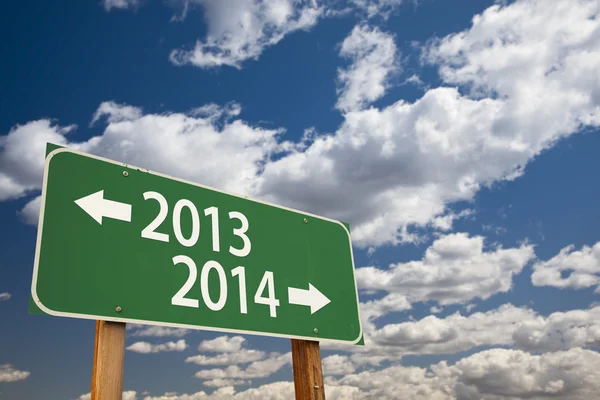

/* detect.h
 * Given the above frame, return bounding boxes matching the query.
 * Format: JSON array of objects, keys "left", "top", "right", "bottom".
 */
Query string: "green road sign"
[{"left": 31, "top": 146, "right": 363, "bottom": 344}]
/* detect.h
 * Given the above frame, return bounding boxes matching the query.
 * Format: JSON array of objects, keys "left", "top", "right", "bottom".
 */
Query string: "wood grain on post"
[
  {"left": 291, "top": 339, "right": 325, "bottom": 400},
  {"left": 91, "top": 321, "right": 126, "bottom": 400}
]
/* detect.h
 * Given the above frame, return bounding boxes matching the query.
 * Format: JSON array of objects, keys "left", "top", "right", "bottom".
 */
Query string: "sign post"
[
  {"left": 91, "top": 321, "right": 126, "bottom": 400},
  {"left": 31, "top": 145, "right": 362, "bottom": 398},
  {"left": 292, "top": 339, "right": 326, "bottom": 400}
]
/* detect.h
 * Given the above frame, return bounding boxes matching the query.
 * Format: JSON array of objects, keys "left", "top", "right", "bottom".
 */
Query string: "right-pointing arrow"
[
  {"left": 75, "top": 190, "right": 132, "bottom": 225},
  {"left": 288, "top": 283, "right": 331, "bottom": 314}
]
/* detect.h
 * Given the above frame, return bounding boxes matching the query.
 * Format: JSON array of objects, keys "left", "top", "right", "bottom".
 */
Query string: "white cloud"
[
  {"left": 126, "top": 339, "right": 187, "bottom": 354},
  {"left": 366, "top": 304, "right": 532, "bottom": 356},
  {"left": 336, "top": 25, "right": 399, "bottom": 112},
  {"left": 204, "top": 379, "right": 247, "bottom": 388},
  {"left": 143, "top": 383, "right": 357, "bottom": 399},
  {"left": 130, "top": 326, "right": 190, "bottom": 338},
  {"left": 226, "top": 382, "right": 293, "bottom": 399},
  {"left": 328, "top": 363, "right": 454, "bottom": 400},
  {"left": 18, "top": 195, "right": 41, "bottom": 225},
  {"left": 450, "top": 348, "right": 600, "bottom": 400},
  {"left": 326, "top": 304, "right": 600, "bottom": 367},
  {"left": 1, "top": 102, "right": 286, "bottom": 224},
  {"left": 430, "top": 305, "right": 443, "bottom": 314},
  {"left": 351, "top": 0, "right": 405, "bottom": 19},
  {"left": 0, "top": 364, "right": 30, "bottom": 382},
  {"left": 198, "top": 336, "right": 246, "bottom": 353},
  {"left": 256, "top": 0, "right": 600, "bottom": 248},
  {"left": 532, "top": 242, "right": 600, "bottom": 291},
  {"left": 390, "top": 305, "right": 600, "bottom": 354},
  {"left": 103, "top": 348, "right": 600, "bottom": 399},
  {"left": 142, "top": 390, "right": 216, "bottom": 400},
  {"left": 169, "top": 0, "right": 322, "bottom": 69},
  {"left": 190, "top": 102, "right": 241, "bottom": 120},
  {"left": 102, "top": 0, "right": 139, "bottom": 12},
  {"left": 143, "top": 383, "right": 293, "bottom": 399},
  {"left": 358, "top": 293, "right": 411, "bottom": 336},
  {"left": 186, "top": 349, "right": 265, "bottom": 366},
  {"left": 194, "top": 352, "right": 291, "bottom": 380},
  {"left": 403, "top": 74, "right": 425, "bottom": 88},
  {"left": 322, "top": 354, "right": 356, "bottom": 376},
  {"left": 0, "top": 292, "right": 11, "bottom": 302},
  {"left": 328, "top": 347, "right": 600, "bottom": 400},
  {"left": 6, "top": 0, "right": 600, "bottom": 249},
  {"left": 0, "top": 120, "right": 73, "bottom": 201},
  {"left": 356, "top": 233, "right": 535, "bottom": 305},
  {"left": 425, "top": 0, "right": 600, "bottom": 107},
  {"left": 90, "top": 101, "right": 143, "bottom": 125},
  {"left": 76, "top": 391, "right": 137, "bottom": 400},
  {"left": 512, "top": 307, "right": 600, "bottom": 352},
  {"left": 429, "top": 209, "right": 473, "bottom": 231}
]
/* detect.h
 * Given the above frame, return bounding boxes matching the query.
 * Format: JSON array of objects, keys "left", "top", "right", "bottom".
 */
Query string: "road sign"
[{"left": 31, "top": 146, "right": 363, "bottom": 344}]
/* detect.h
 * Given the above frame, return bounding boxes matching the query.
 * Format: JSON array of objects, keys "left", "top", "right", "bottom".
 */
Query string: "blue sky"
[{"left": 1, "top": 0, "right": 600, "bottom": 399}]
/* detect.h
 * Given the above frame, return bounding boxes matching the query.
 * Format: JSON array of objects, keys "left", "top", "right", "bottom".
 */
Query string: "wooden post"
[
  {"left": 291, "top": 339, "right": 325, "bottom": 400},
  {"left": 91, "top": 321, "right": 126, "bottom": 400}
]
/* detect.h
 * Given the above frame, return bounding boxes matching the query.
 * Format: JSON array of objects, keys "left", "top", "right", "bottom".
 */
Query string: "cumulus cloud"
[
  {"left": 356, "top": 233, "right": 535, "bottom": 305},
  {"left": 451, "top": 348, "right": 600, "bottom": 400},
  {"left": 169, "top": 0, "right": 322, "bottom": 69},
  {"left": 126, "top": 339, "right": 187, "bottom": 354},
  {"left": 358, "top": 293, "right": 411, "bottom": 336},
  {"left": 187, "top": 336, "right": 279, "bottom": 382},
  {"left": 143, "top": 383, "right": 358, "bottom": 399},
  {"left": 255, "top": 0, "right": 600, "bottom": 247},
  {"left": 80, "top": 347, "right": 600, "bottom": 399},
  {"left": 198, "top": 336, "right": 246, "bottom": 353},
  {"left": 189, "top": 102, "right": 241, "bottom": 121},
  {"left": 143, "top": 383, "right": 293, "bottom": 399},
  {"left": 429, "top": 209, "right": 473, "bottom": 231},
  {"left": 186, "top": 350, "right": 265, "bottom": 366},
  {"left": 130, "top": 326, "right": 190, "bottom": 338},
  {"left": 532, "top": 242, "right": 600, "bottom": 291},
  {"left": 336, "top": 25, "right": 399, "bottom": 112},
  {"left": 328, "top": 347, "right": 600, "bottom": 400},
  {"left": 0, "top": 292, "right": 11, "bottom": 302},
  {"left": 194, "top": 352, "right": 291, "bottom": 381},
  {"left": 511, "top": 307, "right": 600, "bottom": 352},
  {"left": 0, "top": 364, "right": 30, "bottom": 382},
  {"left": 18, "top": 195, "right": 41, "bottom": 225},
  {"left": 90, "top": 101, "right": 143, "bottom": 125},
  {"left": 204, "top": 379, "right": 247, "bottom": 388},
  {"left": 225, "top": 382, "right": 294, "bottom": 399},
  {"left": 326, "top": 303, "right": 600, "bottom": 369},
  {"left": 329, "top": 363, "right": 454, "bottom": 399},
  {"left": 76, "top": 391, "right": 137, "bottom": 400},
  {"left": 351, "top": 0, "right": 405, "bottom": 19},
  {"left": 369, "top": 304, "right": 532, "bottom": 354},
  {"left": 0, "top": 120, "right": 73, "bottom": 201},
  {"left": 322, "top": 354, "right": 356, "bottom": 376},
  {"left": 5, "top": 0, "right": 600, "bottom": 248},
  {"left": 102, "top": 0, "right": 139, "bottom": 12},
  {"left": 430, "top": 305, "right": 443, "bottom": 314},
  {"left": 442, "top": 305, "right": 600, "bottom": 355},
  {"left": 1, "top": 102, "right": 287, "bottom": 224}
]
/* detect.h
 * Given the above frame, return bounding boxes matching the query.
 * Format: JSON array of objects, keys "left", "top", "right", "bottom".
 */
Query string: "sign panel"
[{"left": 31, "top": 146, "right": 362, "bottom": 344}]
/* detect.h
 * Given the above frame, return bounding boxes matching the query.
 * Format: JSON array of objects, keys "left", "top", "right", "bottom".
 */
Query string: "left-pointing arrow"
[{"left": 74, "top": 190, "right": 132, "bottom": 225}]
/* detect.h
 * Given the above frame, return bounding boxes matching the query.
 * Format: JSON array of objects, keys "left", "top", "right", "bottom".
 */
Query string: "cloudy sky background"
[{"left": 1, "top": 0, "right": 600, "bottom": 398}]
